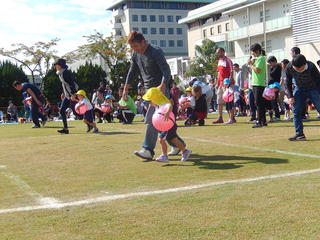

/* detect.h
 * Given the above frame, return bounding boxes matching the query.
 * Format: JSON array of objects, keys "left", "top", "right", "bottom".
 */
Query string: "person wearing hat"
[
  {"left": 54, "top": 58, "right": 78, "bottom": 134},
  {"left": 12, "top": 81, "right": 47, "bottom": 128},
  {"left": 285, "top": 54, "right": 320, "bottom": 141},
  {"left": 75, "top": 90, "right": 98, "bottom": 133},
  {"left": 142, "top": 88, "right": 191, "bottom": 162},
  {"left": 122, "top": 31, "right": 172, "bottom": 160}
]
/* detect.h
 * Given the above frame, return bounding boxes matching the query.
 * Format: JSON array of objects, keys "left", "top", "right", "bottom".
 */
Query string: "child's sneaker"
[
  {"left": 198, "top": 119, "right": 205, "bottom": 126},
  {"left": 181, "top": 149, "right": 192, "bottom": 162},
  {"left": 92, "top": 128, "right": 99, "bottom": 133},
  {"left": 156, "top": 154, "right": 169, "bottom": 162},
  {"left": 212, "top": 118, "right": 223, "bottom": 124},
  {"left": 224, "top": 119, "right": 234, "bottom": 125}
]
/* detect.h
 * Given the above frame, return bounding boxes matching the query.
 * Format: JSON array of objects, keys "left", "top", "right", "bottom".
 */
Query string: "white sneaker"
[
  {"left": 181, "top": 149, "right": 192, "bottom": 162},
  {"left": 156, "top": 154, "right": 169, "bottom": 162},
  {"left": 134, "top": 149, "right": 153, "bottom": 160},
  {"left": 168, "top": 147, "right": 180, "bottom": 156}
]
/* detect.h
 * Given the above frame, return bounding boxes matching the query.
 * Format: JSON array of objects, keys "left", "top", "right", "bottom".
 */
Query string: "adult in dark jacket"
[
  {"left": 285, "top": 54, "right": 320, "bottom": 141},
  {"left": 54, "top": 58, "right": 78, "bottom": 134}
]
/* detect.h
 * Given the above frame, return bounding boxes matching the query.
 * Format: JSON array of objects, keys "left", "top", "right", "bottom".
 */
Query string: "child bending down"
[
  {"left": 76, "top": 90, "right": 99, "bottom": 133},
  {"left": 143, "top": 88, "right": 191, "bottom": 162},
  {"left": 186, "top": 85, "right": 207, "bottom": 126}
]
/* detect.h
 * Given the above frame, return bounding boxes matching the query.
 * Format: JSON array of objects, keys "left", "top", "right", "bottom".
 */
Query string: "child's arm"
[{"left": 164, "top": 103, "right": 173, "bottom": 120}]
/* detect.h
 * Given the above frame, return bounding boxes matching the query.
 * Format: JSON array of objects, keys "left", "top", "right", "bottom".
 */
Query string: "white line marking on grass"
[
  {"left": 184, "top": 137, "right": 320, "bottom": 159},
  {"left": 0, "top": 165, "right": 7, "bottom": 168},
  {"left": 0, "top": 168, "right": 60, "bottom": 206},
  {"left": 1, "top": 168, "right": 320, "bottom": 214}
]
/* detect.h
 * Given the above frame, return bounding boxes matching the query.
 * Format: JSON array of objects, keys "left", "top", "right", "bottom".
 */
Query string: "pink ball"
[
  {"left": 101, "top": 104, "right": 111, "bottom": 113},
  {"left": 179, "top": 97, "right": 188, "bottom": 105},
  {"left": 75, "top": 103, "right": 88, "bottom": 115},
  {"left": 263, "top": 88, "right": 275, "bottom": 101},
  {"left": 152, "top": 107, "right": 175, "bottom": 132}
]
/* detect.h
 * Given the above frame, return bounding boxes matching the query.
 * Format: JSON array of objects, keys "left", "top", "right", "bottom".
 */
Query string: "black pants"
[
  {"left": 252, "top": 86, "right": 266, "bottom": 124},
  {"left": 31, "top": 101, "right": 45, "bottom": 127},
  {"left": 271, "top": 91, "right": 280, "bottom": 118},
  {"left": 117, "top": 109, "right": 135, "bottom": 123},
  {"left": 60, "top": 97, "right": 78, "bottom": 129}
]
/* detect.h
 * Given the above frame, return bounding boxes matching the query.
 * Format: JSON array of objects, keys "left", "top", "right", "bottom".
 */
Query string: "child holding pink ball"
[
  {"left": 75, "top": 90, "right": 99, "bottom": 133},
  {"left": 223, "top": 78, "right": 235, "bottom": 124},
  {"left": 143, "top": 88, "right": 191, "bottom": 162}
]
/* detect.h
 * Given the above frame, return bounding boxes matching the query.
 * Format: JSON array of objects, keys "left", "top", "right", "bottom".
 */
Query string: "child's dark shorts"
[
  {"left": 84, "top": 109, "right": 95, "bottom": 123},
  {"left": 160, "top": 123, "right": 178, "bottom": 141},
  {"left": 225, "top": 101, "right": 234, "bottom": 111}
]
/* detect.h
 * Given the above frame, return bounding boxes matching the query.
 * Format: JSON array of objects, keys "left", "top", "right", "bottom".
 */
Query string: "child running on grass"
[
  {"left": 75, "top": 90, "right": 99, "bottom": 133},
  {"left": 143, "top": 88, "right": 191, "bottom": 162}
]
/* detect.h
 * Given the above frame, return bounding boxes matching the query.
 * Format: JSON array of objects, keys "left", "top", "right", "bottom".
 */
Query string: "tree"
[
  {"left": 64, "top": 32, "right": 131, "bottom": 93},
  {"left": 75, "top": 62, "right": 107, "bottom": 99},
  {"left": 0, "top": 39, "right": 59, "bottom": 86},
  {"left": 0, "top": 61, "right": 28, "bottom": 107},
  {"left": 42, "top": 67, "right": 62, "bottom": 105},
  {"left": 185, "top": 39, "right": 218, "bottom": 79}
]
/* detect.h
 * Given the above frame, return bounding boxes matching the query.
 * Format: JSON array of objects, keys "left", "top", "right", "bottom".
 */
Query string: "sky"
[{"left": 0, "top": 0, "right": 113, "bottom": 56}]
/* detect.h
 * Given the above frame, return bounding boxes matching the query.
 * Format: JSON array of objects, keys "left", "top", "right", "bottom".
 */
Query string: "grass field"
[{"left": 1, "top": 113, "right": 320, "bottom": 240}]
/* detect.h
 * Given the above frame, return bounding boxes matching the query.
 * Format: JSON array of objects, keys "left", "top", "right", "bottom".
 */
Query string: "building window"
[
  {"left": 150, "top": 15, "right": 156, "bottom": 22},
  {"left": 132, "top": 15, "right": 138, "bottom": 22},
  {"left": 151, "top": 28, "right": 157, "bottom": 34},
  {"left": 176, "top": 28, "right": 183, "bottom": 35},
  {"left": 177, "top": 40, "right": 183, "bottom": 47},
  {"left": 225, "top": 23, "right": 230, "bottom": 32},
  {"left": 168, "top": 28, "right": 174, "bottom": 35},
  {"left": 151, "top": 40, "right": 158, "bottom": 45},
  {"left": 159, "top": 15, "right": 165, "bottom": 22},
  {"left": 160, "top": 40, "right": 166, "bottom": 47},
  {"left": 168, "top": 40, "right": 175, "bottom": 47},
  {"left": 176, "top": 16, "right": 182, "bottom": 22},
  {"left": 132, "top": 27, "right": 139, "bottom": 31},
  {"left": 115, "top": 30, "right": 122, "bottom": 36},
  {"left": 260, "top": 9, "right": 271, "bottom": 22},
  {"left": 217, "top": 25, "right": 222, "bottom": 34},
  {"left": 141, "top": 15, "right": 147, "bottom": 22},
  {"left": 167, "top": 15, "right": 174, "bottom": 22},
  {"left": 210, "top": 27, "right": 214, "bottom": 35},
  {"left": 203, "top": 29, "right": 207, "bottom": 38},
  {"left": 142, "top": 27, "right": 148, "bottom": 34},
  {"left": 159, "top": 28, "right": 166, "bottom": 35}
]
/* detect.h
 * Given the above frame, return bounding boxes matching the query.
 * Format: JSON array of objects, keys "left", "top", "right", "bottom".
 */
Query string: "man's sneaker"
[
  {"left": 288, "top": 134, "right": 306, "bottom": 141},
  {"left": 168, "top": 147, "right": 180, "bottom": 156},
  {"left": 181, "top": 149, "right": 192, "bottom": 162},
  {"left": 252, "top": 123, "right": 263, "bottom": 128},
  {"left": 248, "top": 118, "right": 256, "bottom": 123},
  {"left": 198, "top": 119, "right": 205, "bottom": 126},
  {"left": 31, "top": 125, "right": 40, "bottom": 128},
  {"left": 86, "top": 124, "right": 93, "bottom": 133},
  {"left": 212, "top": 118, "right": 223, "bottom": 124},
  {"left": 57, "top": 129, "right": 69, "bottom": 134},
  {"left": 134, "top": 149, "right": 153, "bottom": 160},
  {"left": 156, "top": 154, "right": 169, "bottom": 162},
  {"left": 93, "top": 128, "right": 99, "bottom": 133}
]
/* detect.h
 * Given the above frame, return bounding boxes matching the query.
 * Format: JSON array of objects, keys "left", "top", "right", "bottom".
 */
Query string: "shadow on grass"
[
  {"left": 162, "top": 154, "right": 288, "bottom": 170},
  {"left": 44, "top": 126, "right": 75, "bottom": 128},
  {"left": 96, "top": 131, "right": 138, "bottom": 135}
]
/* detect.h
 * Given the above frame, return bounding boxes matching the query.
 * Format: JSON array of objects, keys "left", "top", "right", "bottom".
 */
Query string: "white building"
[{"left": 106, "top": 0, "right": 215, "bottom": 58}]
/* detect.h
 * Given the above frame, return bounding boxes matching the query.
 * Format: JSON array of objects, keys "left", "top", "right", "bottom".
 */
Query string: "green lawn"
[{"left": 0, "top": 113, "right": 320, "bottom": 239}]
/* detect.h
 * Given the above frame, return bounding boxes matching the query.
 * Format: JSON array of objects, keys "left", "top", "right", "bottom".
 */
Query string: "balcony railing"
[
  {"left": 266, "top": 15, "right": 292, "bottom": 32},
  {"left": 228, "top": 26, "right": 248, "bottom": 41}
]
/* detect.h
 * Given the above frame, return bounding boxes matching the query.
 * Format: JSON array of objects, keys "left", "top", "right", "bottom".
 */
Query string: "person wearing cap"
[
  {"left": 75, "top": 90, "right": 98, "bottom": 133},
  {"left": 267, "top": 56, "right": 282, "bottom": 121},
  {"left": 54, "top": 58, "right": 78, "bottom": 134},
  {"left": 93, "top": 88, "right": 106, "bottom": 123},
  {"left": 285, "top": 54, "right": 320, "bottom": 141},
  {"left": 123, "top": 31, "right": 173, "bottom": 160},
  {"left": 247, "top": 43, "right": 267, "bottom": 128},
  {"left": 143, "top": 88, "right": 191, "bottom": 162},
  {"left": 12, "top": 81, "right": 47, "bottom": 128}
]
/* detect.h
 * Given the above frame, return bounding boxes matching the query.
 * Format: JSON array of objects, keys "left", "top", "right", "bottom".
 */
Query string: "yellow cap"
[
  {"left": 142, "top": 88, "right": 170, "bottom": 105},
  {"left": 185, "top": 87, "right": 192, "bottom": 92},
  {"left": 76, "top": 90, "right": 87, "bottom": 97}
]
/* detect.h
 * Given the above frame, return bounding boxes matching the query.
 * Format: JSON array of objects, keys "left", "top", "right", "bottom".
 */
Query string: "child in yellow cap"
[
  {"left": 143, "top": 88, "right": 191, "bottom": 162},
  {"left": 76, "top": 90, "right": 99, "bottom": 133}
]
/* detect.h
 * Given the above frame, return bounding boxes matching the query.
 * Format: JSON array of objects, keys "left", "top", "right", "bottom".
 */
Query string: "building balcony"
[
  {"left": 208, "top": 33, "right": 228, "bottom": 43},
  {"left": 112, "top": 22, "right": 122, "bottom": 29},
  {"left": 228, "top": 15, "right": 292, "bottom": 41},
  {"left": 112, "top": 9, "right": 124, "bottom": 18}
]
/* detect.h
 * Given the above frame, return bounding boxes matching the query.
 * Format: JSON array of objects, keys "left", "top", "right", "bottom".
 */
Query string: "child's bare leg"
[
  {"left": 170, "top": 137, "right": 186, "bottom": 153},
  {"left": 159, "top": 138, "right": 168, "bottom": 155},
  {"left": 90, "top": 122, "right": 97, "bottom": 129},
  {"left": 83, "top": 119, "right": 89, "bottom": 125}
]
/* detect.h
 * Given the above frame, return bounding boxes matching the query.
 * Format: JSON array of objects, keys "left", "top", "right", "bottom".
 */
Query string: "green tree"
[
  {"left": 0, "top": 61, "right": 28, "bottom": 107},
  {"left": 185, "top": 39, "right": 218, "bottom": 79},
  {"left": 0, "top": 39, "right": 59, "bottom": 87},
  {"left": 42, "top": 67, "right": 62, "bottom": 105},
  {"left": 64, "top": 32, "right": 131, "bottom": 94},
  {"left": 75, "top": 62, "right": 107, "bottom": 99}
]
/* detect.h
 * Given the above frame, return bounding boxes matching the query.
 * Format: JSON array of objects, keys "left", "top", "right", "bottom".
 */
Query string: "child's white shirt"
[
  {"left": 79, "top": 98, "right": 93, "bottom": 110},
  {"left": 187, "top": 96, "right": 196, "bottom": 107}
]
